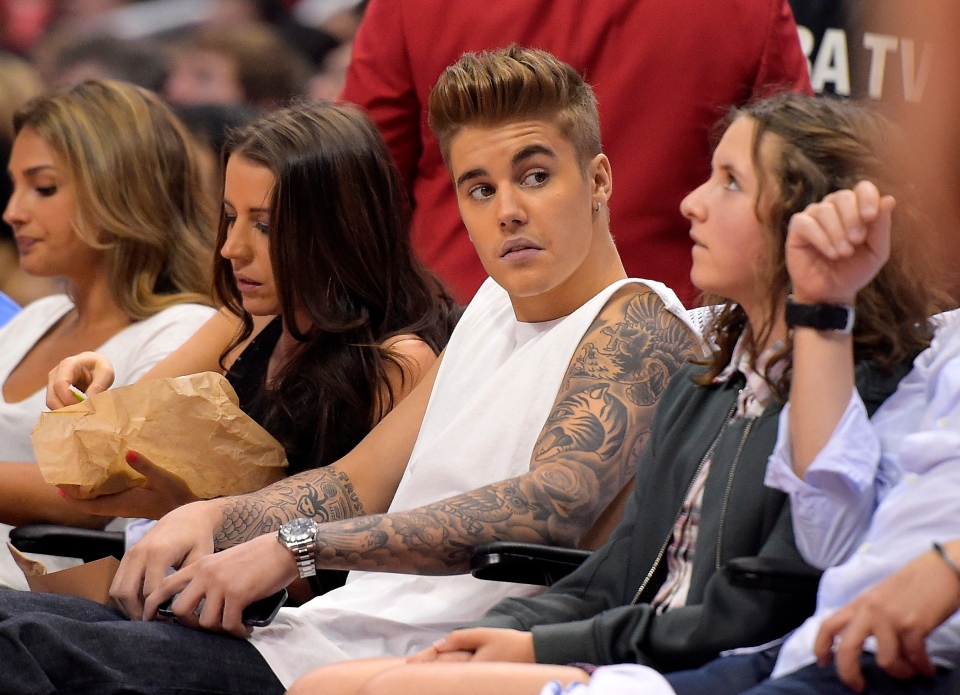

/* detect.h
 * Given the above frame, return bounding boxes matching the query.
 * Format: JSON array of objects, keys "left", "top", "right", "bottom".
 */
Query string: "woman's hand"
[
  {"left": 786, "top": 180, "right": 895, "bottom": 305},
  {"left": 141, "top": 533, "right": 298, "bottom": 639},
  {"left": 60, "top": 451, "right": 200, "bottom": 520},
  {"left": 110, "top": 497, "right": 223, "bottom": 620},
  {"left": 46, "top": 351, "right": 116, "bottom": 409},
  {"left": 408, "top": 628, "right": 536, "bottom": 663}
]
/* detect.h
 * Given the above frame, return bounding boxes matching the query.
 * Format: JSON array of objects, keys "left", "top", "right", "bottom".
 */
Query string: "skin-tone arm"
[
  {"left": 814, "top": 539, "right": 960, "bottom": 692},
  {"left": 57, "top": 333, "right": 439, "bottom": 521},
  {"left": 0, "top": 308, "right": 237, "bottom": 527},
  {"left": 784, "top": 181, "right": 895, "bottom": 477},
  {"left": 0, "top": 463, "right": 109, "bottom": 528},
  {"left": 118, "top": 285, "right": 699, "bottom": 636},
  {"left": 287, "top": 657, "right": 590, "bottom": 695},
  {"left": 45, "top": 308, "right": 261, "bottom": 409}
]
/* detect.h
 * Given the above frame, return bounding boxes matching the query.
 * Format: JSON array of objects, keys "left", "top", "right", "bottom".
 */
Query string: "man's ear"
[{"left": 587, "top": 153, "right": 613, "bottom": 205}]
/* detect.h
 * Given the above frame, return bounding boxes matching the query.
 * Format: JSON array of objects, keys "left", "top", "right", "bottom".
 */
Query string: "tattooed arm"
[
  {"left": 297, "top": 284, "right": 701, "bottom": 574},
  {"left": 127, "top": 286, "right": 698, "bottom": 628},
  {"left": 109, "top": 352, "right": 439, "bottom": 618}
]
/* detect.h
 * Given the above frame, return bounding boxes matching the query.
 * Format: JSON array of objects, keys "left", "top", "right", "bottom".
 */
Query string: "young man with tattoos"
[{"left": 0, "top": 47, "right": 699, "bottom": 694}]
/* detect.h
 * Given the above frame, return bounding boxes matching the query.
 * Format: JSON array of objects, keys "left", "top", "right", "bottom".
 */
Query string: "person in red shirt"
[{"left": 342, "top": 0, "right": 812, "bottom": 305}]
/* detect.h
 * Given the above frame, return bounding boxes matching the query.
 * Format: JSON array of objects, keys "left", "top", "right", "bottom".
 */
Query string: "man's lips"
[{"left": 499, "top": 237, "right": 544, "bottom": 259}]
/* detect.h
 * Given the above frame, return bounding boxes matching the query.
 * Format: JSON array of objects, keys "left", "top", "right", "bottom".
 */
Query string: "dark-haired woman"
[{"left": 49, "top": 101, "right": 457, "bottom": 592}]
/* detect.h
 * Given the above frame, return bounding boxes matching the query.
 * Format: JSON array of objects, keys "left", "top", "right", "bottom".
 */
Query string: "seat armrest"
[
  {"left": 470, "top": 541, "right": 592, "bottom": 586},
  {"left": 723, "top": 556, "right": 822, "bottom": 596},
  {"left": 9, "top": 524, "right": 125, "bottom": 563}
]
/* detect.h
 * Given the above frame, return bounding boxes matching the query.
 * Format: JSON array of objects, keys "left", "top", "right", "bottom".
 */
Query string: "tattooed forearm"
[
  {"left": 303, "top": 286, "right": 702, "bottom": 575},
  {"left": 214, "top": 467, "right": 364, "bottom": 549}
]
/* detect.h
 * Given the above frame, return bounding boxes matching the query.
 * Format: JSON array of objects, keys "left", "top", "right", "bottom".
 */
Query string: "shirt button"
[
  {"left": 858, "top": 543, "right": 872, "bottom": 554},
  {"left": 937, "top": 417, "right": 950, "bottom": 428},
  {"left": 905, "top": 473, "right": 919, "bottom": 485}
]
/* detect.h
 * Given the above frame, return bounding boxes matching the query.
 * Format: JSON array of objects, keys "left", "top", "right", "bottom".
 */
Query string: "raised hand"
[{"left": 786, "top": 180, "right": 895, "bottom": 305}]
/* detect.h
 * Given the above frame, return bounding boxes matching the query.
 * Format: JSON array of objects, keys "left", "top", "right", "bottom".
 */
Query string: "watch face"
[{"left": 280, "top": 517, "right": 318, "bottom": 543}]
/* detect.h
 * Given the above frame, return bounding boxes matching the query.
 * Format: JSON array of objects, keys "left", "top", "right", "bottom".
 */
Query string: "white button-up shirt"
[{"left": 764, "top": 308, "right": 960, "bottom": 678}]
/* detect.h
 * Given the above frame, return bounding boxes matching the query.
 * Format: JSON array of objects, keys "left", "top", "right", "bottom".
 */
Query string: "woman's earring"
[{"left": 595, "top": 201, "right": 602, "bottom": 212}]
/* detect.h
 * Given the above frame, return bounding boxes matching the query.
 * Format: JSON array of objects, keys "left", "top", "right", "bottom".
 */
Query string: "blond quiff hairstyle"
[{"left": 428, "top": 45, "right": 601, "bottom": 170}]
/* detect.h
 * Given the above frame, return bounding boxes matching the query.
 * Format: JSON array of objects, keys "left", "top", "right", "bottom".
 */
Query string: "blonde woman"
[{"left": 0, "top": 79, "right": 216, "bottom": 587}]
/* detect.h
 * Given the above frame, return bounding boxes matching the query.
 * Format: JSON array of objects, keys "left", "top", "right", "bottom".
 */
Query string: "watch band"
[
  {"left": 278, "top": 519, "right": 318, "bottom": 580},
  {"left": 785, "top": 296, "right": 855, "bottom": 334},
  {"left": 289, "top": 539, "right": 317, "bottom": 579}
]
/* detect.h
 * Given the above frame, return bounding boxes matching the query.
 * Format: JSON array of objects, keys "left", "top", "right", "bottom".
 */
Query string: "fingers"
[
  {"left": 127, "top": 450, "right": 199, "bottom": 509},
  {"left": 46, "top": 352, "right": 115, "bottom": 409},
  {"left": 873, "top": 620, "right": 917, "bottom": 681},
  {"left": 805, "top": 189, "right": 864, "bottom": 259},
  {"left": 435, "top": 651, "right": 473, "bottom": 662},
  {"left": 791, "top": 185, "right": 887, "bottom": 262},
  {"left": 433, "top": 628, "right": 486, "bottom": 653},
  {"left": 110, "top": 556, "right": 149, "bottom": 620},
  {"left": 815, "top": 613, "right": 841, "bottom": 665},
  {"left": 143, "top": 568, "right": 193, "bottom": 622},
  {"left": 900, "top": 628, "right": 937, "bottom": 678},
  {"left": 406, "top": 646, "right": 440, "bottom": 663},
  {"left": 831, "top": 619, "right": 869, "bottom": 693}
]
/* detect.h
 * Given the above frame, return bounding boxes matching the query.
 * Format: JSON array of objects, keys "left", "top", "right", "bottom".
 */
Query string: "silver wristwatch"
[{"left": 277, "top": 518, "right": 319, "bottom": 579}]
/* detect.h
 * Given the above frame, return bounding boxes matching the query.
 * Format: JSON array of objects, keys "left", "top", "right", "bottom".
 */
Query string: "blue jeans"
[
  {"left": 0, "top": 589, "right": 284, "bottom": 695},
  {"left": 667, "top": 646, "right": 953, "bottom": 695}
]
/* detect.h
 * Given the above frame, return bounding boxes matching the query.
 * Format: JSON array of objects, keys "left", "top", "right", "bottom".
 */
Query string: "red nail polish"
[
  {"left": 58, "top": 489, "right": 67, "bottom": 498},
  {"left": 126, "top": 450, "right": 139, "bottom": 464}
]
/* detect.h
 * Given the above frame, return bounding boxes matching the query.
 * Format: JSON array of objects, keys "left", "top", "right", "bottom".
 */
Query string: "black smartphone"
[{"left": 156, "top": 588, "right": 288, "bottom": 627}]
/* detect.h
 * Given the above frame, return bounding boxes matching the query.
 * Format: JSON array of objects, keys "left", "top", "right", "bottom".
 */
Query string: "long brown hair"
[
  {"left": 13, "top": 80, "right": 214, "bottom": 317},
  {"left": 214, "top": 101, "right": 457, "bottom": 472},
  {"left": 698, "top": 94, "right": 936, "bottom": 398}
]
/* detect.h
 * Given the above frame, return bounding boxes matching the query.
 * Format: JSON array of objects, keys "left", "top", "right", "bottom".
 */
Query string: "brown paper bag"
[
  {"left": 8, "top": 543, "right": 120, "bottom": 606},
  {"left": 31, "top": 372, "right": 287, "bottom": 499}
]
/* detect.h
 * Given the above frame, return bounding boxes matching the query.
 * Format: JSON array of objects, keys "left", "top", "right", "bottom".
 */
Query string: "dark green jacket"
[{"left": 475, "top": 360, "right": 909, "bottom": 673}]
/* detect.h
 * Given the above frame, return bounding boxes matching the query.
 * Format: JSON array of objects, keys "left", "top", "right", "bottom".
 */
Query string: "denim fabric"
[
  {"left": 0, "top": 589, "right": 284, "bottom": 695},
  {"left": 668, "top": 647, "right": 953, "bottom": 695}
]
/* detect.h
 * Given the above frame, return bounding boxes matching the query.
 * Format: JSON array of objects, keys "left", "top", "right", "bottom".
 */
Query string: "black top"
[
  {"left": 225, "top": 316, "right": 282, "bottom": 416},
  {"left": 225, "top": 316, "right": 347, "bottom": 596}
]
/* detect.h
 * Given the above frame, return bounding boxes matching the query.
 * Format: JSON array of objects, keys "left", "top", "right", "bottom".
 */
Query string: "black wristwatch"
[
  {"left": 785, "top": 296, "right": 855, "bottom": 334},
  {"left": 277, "top": 518, "right": 319, "bottom": 579}
]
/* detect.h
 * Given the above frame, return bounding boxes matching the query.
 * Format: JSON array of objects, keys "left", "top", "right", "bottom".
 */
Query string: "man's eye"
[
  {"left": 522, "top": 170, "right": 548, "bottom": 187},
  {"left": 468, "top": 184, "right": 494, "bottom": 201}
]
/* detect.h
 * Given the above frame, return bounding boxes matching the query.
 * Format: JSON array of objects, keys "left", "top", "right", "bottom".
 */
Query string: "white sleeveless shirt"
[{"left": 251, "top": 277, "right": 691, "bottom": 686}]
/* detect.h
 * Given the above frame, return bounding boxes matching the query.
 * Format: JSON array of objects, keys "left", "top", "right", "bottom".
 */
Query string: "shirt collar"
[{"left": 714, "top": 334, "right": 787, "bottom": 419}]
